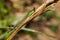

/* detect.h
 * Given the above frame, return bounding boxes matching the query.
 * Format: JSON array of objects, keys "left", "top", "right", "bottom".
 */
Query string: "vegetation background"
[{"left": 0, "top": 0, "right": 60, "bottom": 40}]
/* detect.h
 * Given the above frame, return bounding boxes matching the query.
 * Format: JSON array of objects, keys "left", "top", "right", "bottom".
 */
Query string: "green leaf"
[
  {"left": 21, "top": 28, "right": 41, "bottom": 40},
  {"left": 21, "top": 28, "right": 42, "bottom": 33},
  {"left": 0, "top": 30, "right": 14, "bottom": 39}
]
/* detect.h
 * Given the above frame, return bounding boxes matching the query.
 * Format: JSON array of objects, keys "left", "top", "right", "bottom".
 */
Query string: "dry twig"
[{"left": 7, "top": 0, "right": 58, "bottom": 40}]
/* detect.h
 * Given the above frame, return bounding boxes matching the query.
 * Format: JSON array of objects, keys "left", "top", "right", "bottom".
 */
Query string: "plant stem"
[{"left": 7, "top": 0, "right": 58, "bottom": 40}]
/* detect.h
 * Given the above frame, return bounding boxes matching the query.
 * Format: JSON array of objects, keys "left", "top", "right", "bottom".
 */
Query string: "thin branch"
[{"left": 7, "top": 0, "right": 58, "bottom": 40}]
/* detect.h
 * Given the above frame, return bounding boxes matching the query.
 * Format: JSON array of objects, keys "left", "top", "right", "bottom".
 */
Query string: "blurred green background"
[{"left": 0, "top": 0, "right": 60, "bottom": 40}]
